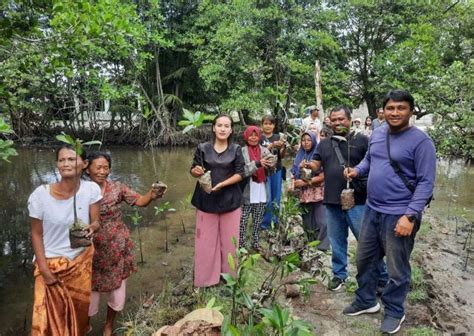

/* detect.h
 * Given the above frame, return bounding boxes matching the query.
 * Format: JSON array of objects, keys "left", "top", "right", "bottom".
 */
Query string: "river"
[{"left": 0, "top": 148, "right": 472, "bottom": 335}]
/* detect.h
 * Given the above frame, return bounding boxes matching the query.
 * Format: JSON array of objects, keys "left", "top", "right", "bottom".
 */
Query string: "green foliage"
[
  {"left": 177, "top": 109, "right": 214, "bottom": 133},
  {"left": 154, "top": 201, "right": 175, "bottom": 217},
  {"left": 221, "top": 241, "right": 313, "bottom": 335},
  {"left": 1, "top": 0, "right": 471, "bottom": 155},
  {"left": 428, "top": 60, "right": 473, "bottom": 159},
  {"left": 55, "top": 132, "right": 102, "bottom": 156},
  {"left": 408, "top": 265, "right": 428, "bottom": 303},
  {"left": 260, "top": 304, "right": 312, "bottom": 336},
  {"left": 0, "top": 117, "right": 17, "bottom": 162}
]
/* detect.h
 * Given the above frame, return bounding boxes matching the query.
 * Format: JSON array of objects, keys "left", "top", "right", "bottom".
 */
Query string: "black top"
[
  {"left": 261, "top": 133, "right": 283, "bottom": 170},
  {"left": 313, "top": 132, "right": 368, "bottom": 205},
  {"left": 191, "top": 142, "right": 245, "bottom": 213}
]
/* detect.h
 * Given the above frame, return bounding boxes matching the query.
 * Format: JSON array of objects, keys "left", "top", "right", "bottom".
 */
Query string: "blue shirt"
[{"left": 355, "top": 125, "right": 436, "bottom": 215}]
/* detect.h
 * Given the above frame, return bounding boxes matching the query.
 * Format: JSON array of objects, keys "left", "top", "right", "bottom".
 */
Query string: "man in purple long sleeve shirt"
[{"left": 342, "top": 90, "right": 436, "bottom": 334}]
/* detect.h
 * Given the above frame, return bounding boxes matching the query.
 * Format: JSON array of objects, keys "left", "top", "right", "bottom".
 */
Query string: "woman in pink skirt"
[{"left": 190, "top": 114, "right": 245, "bottom": 287}]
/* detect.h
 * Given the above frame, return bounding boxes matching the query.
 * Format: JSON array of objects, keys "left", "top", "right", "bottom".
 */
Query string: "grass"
[
  {"left": 408, "top": 264, "right": 428, "bottom": 303},
  {"left": 405, "top": 326, "right": 441, "bottom": 335},
  {"left": 417, "top": 219, "right": 432, "bottom": 238},
  {"left": 348, "top": 319, "right": 378, "bottom": 335}
]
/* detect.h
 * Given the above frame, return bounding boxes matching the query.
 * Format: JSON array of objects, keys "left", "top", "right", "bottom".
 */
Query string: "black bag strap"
[
  {"left": 386, "top": 130, "right": 415, "bottom": 193},
  {"left": 331, "top": 139, "right": 346, "bottom": 168}
]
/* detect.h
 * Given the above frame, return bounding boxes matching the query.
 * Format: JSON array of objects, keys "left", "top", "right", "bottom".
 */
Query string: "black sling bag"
[{"left": 386, "top": 130, "right": 432, "bottom": 206}]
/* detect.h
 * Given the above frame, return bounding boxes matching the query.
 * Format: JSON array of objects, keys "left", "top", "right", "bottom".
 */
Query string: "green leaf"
[
  {"left": 56, "top": 133, "right": 74, "bottom": 145},
  {"left": 206, "top": 297, "right": 216, "bottom": 308},
  {"left": 227, "top": 253, "right": 235, "bottom": 271},
  {"left": 182, "top": 125, "right": 194, "bottom": 133},
  {"left": 178, "top": 120, "right": 191, "bottom": 126},
  {"left": 221, "top": 273, "right": 236, "bottom": 286},
  {"left": 307, "top": 240, "right": 320, "bottom": 248}
]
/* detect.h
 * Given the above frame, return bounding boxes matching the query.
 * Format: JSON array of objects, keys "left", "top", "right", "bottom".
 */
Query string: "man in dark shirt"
[{"left": 308, "top": 106, "right": 387, "bottom": 291}]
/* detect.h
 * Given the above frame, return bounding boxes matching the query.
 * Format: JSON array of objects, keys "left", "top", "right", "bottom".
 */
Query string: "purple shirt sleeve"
[
  {"left": 406, "top": 138, "right": 436, "bottom": 214},
  {"left": 355, "top": 147, "right": 371, "bottom": 177}
]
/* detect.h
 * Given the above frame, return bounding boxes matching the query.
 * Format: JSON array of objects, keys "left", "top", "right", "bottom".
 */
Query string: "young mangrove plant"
[
  {"left": 154, "top": 201, "right": 176, "bottom": 252},
  {"left": 130, "top": 209, "right": 145, "bottom": 265},
  {"left": 222, "top": 238, "right": 314, "bottom": 335}
]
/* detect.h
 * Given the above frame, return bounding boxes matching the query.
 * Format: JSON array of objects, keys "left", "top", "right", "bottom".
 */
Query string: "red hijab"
[{"left": 243, "top": 126, "right": 266, "bottom": 183}]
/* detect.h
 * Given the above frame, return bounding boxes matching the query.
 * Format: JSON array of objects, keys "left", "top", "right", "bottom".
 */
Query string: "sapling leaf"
[
  {"left": 228, "top": 253, "right": 236, "bottom": 271},
  {"left": 182, "top": 125, "right": 194, "bottom": 133}
]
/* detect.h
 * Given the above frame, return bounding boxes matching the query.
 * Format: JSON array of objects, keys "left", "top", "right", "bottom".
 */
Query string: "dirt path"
[{"left": 289, "top": 212, "right": 473, "bottom": 335}]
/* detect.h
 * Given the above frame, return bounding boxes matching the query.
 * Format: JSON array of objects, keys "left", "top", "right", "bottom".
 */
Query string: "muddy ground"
[
  {"left": 289, "top": 212, "right": 473, "bottom": 335},
  {"left": 124, "top": 210, "right": 473, "bottom": 336}
]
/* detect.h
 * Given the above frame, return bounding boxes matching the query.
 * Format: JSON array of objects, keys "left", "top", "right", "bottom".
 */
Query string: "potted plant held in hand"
[{"left": 56, "top": 132, "right": 101, "bottom": 248}]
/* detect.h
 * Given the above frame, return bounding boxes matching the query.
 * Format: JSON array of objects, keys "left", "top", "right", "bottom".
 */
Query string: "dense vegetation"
[{"left": 0, "top": 0, "right": 472, "bottom": 158}]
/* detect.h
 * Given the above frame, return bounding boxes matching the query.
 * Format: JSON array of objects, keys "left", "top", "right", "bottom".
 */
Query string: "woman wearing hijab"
[
  {"left": 290, "top": 132, "right": 330, "bottom": 250},
  {"left": 239, "top": 126, "right": 274, "bottom": 250}
]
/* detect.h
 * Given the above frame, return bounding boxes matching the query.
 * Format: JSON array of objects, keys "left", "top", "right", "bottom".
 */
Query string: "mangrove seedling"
[
  {"left": 178, "top": 192, "right": 193, "bottom": 233},
  {"left": 130, "top": 209, "right": 145, "bottom": 265},
  {"left": 154, "top": 201, "right": 176, "bottom": 252}
]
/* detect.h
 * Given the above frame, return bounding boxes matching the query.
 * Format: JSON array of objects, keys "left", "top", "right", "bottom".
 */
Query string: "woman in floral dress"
[{"left": 86, "top": 151, "right": 165, "bottom": 336}]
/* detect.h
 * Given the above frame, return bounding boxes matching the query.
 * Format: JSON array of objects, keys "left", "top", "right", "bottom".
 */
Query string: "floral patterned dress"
[{"left": 92, "top": 180, "right": 139, "bottom": 292}]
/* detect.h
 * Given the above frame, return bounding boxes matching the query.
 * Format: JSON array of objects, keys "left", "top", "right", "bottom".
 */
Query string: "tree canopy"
[{"left": 1, "top": 0, "right": 472, "bottom": 157}]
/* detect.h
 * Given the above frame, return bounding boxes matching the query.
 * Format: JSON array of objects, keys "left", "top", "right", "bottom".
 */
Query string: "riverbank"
[{"left": 117, "top": 210, "right": 473, "bottom": 336}]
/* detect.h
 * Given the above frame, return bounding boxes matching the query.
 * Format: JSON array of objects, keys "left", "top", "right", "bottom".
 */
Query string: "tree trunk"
[
  {"left": 364, "top": 92, "right": 377, "bottom": 119},
  {"left": 314, "top": 60, "right": 324, "bottom": 118}
]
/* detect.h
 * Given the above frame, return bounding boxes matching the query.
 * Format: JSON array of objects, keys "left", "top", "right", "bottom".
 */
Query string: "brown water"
[{"left": 0, "top": 150, "right": 472, "bottom": 335}]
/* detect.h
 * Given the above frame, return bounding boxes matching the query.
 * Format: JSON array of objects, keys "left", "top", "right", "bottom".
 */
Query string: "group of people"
[
  {"left": 28, "top": 89, "right": 435, "bottom": 335},
  {"left": 28, "top": 147, "right": 165, "bottom": 335}
]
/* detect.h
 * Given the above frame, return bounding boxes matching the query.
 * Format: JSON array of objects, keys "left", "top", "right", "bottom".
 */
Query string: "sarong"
[{"left": 32, "top": 246, "right": 94, "bottom": 336}]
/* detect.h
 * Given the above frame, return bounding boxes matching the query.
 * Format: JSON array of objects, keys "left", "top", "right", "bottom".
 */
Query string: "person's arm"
[
  {"left": 354, "top": 146, "right": 370, "bottom": 176},
  {"left": 31, "top": 218, "right": 58, "bottom": 285},
  {"left": 211, "top": 174, "right": 243, "bottom": 192},
  {"left": 135, "top": 186, "right": 166, "bottom": 207},
  {"left": 310, "top": 171, "right": 324, "bottom": 186},
  {"left": 405, "top": 138, "right": 437, "bottom": 215},
  {"left": 190, "top": 145, "right": 205, "bottom": 177},
  {"left": 308, "top": 160, "right": 321, "bottom": 172},
  {"left": 84, "top": 201, "right": 101, "bottom": 237},
  {"left": 279, "top": 141, "right": 286, "bottom": 159}
]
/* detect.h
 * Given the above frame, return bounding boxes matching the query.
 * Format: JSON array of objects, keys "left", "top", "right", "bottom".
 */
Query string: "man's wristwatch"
[{"left": 406, "top": 214, "right": 417, "bottom": 223}]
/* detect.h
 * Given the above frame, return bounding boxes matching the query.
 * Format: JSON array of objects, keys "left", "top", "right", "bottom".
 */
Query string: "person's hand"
[
  {"left": 211, "top": 182, "right": 225, "bottom": 192},
  {"left": 151, "top": 183, "right": 167, "bottom": 199},
  {"left": 294, "top": 179, "right": 307, "bottom": 188},
  {"left": 260, "top": 158, "right": 272, "bottom": 168},
  {"left": 273, "top": 140, "right": 284, "bottom": 149},
  {"left": 394, "top": 216, "right": 415, "bottom": 237},
  {"left": 191, "top": 165, "right": 205, "bottom": 177},
  {"left": 299, "top": 159, "right": 311, "bottom": 169},
  {"left": 84, "top": 221, "right": 100, "bottom": 238},
  {"left": 42, "top": 269, "right": 60, "bottom": 286},
  {"left": 344, "top": 167, "right": 358, "bottom": 180}
]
